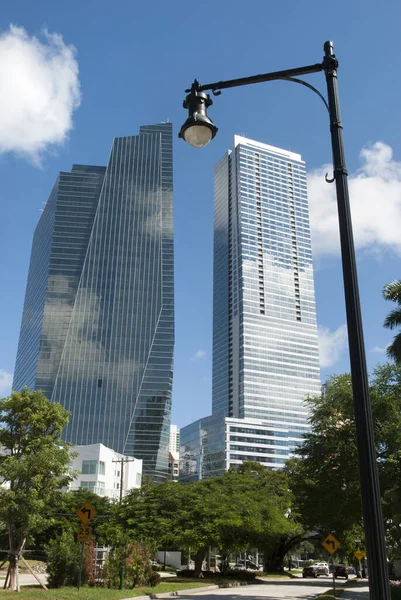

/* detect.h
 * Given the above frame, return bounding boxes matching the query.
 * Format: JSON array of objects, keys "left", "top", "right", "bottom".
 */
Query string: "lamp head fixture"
[{"left": 178, "top": 80, "right": 218, "bottom": 148}]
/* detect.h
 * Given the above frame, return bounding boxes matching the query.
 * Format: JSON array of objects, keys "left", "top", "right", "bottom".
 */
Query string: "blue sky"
[{"left": 0, "top": 0, "right": 400, "bottom": 429}]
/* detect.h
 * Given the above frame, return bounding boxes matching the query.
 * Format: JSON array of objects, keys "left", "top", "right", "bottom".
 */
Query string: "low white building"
[{"left": 68, "top": 443, "right": 142, "bottom": 500}]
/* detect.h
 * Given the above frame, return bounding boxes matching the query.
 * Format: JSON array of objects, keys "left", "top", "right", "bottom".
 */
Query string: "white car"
[{"left": 232, "top": 563, "right": 247, "bottom": 570}]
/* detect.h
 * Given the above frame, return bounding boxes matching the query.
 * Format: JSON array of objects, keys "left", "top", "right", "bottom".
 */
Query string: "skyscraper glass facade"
[
  {"left": 213, "top": 136, "right": 321, "bottom": 438},
  {"left": 180, "top": 136, "right": 321, "bottom": 480},
  {"left": 13, "top": 123, "right": 174, "bottom": 481}
]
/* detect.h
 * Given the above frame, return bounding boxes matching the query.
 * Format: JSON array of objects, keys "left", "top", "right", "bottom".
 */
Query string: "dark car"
[
  {"left": 303, "top": 564, "right": 329, "bottom": 578},
  {"left": 335, "top": 565, "right": 356, "bottom": 579},
  {"left": 303, "top": 565, "right": 318, "bottom": 578}
]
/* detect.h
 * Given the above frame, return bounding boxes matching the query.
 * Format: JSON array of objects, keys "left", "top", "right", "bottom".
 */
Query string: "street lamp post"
[{"left": 179, "top": 41, "right": 390, "bottom": 600}]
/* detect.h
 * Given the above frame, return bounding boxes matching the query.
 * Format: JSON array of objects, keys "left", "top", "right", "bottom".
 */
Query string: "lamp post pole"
[
  {"left": 179, "top": 41, "right": 390, "bottom": 600},
  {"left": 323, "top": 41, "right": 389, "bottom": 600}
]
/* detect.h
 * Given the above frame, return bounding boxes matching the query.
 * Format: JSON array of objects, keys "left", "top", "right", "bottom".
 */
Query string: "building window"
[
  {"left": 80, "top": 481, "right": 105, "bottom": 493},
  {"left": 82, "top": 460, "right": 105, "bottom": 475},
  {"left": 80, "top": 481, "right": 95, "bottom": 491}
]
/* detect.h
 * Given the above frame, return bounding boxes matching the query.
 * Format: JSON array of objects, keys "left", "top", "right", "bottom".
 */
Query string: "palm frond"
[
  {"left": 386, "top": 333, "right": 401, "bottom": 364},
  {"left": 383, "top": 280, "right": 401, "bottom": 304},
  {"left": 383, "top": 309, "right": 401, "bottom": 331}
]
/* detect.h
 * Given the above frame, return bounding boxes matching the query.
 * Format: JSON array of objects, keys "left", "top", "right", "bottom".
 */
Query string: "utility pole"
[{"left": 112, "top": 457, "right": 137, "bottom": 503}]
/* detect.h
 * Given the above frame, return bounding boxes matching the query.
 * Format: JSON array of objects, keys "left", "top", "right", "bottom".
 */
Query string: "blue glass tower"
[{"left": 13, "top": 123, "right": 174, "bottom": 481}]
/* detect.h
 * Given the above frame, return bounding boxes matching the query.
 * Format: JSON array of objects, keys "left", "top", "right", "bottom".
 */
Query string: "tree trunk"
[
  {"left": 7, "top": 519, "right": 26, "bottom": 592},
  {"left": 264, "top": 551, "right": 285, "bottom": 573},
  {"left": 8, "top": 517, "right": 19, "bottom": 592},
  {"left": 194, "top": 548, "right": 207, "bottom": 577},
  {"left": 8, "top": 553, "right": 19, "bottom": 592}
]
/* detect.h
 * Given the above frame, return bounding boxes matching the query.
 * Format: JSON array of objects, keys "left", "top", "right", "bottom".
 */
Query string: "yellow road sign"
[
  {"left": 77, "top": 502, "right": 96, "bottom": 524},
  {"left": 77, "top": 525, "right": 91, "bottom": 542},
  {"left": 322, "top": 533, "right": 340, "bottom": 554},
  {"left": 355, "top": 549, "right": 365, "bottom": 560}
]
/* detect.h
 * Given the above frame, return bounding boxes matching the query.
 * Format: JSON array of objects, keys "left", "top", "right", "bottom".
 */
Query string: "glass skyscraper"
[
  {"left": 180, "top": 135, "right": 320, "bottom": 478},
  {"left": 13, "top": 123, "right": 174, "bottom": 481},
  {"left": 213, "top": 135, "right": 320, "bottom": 428}
]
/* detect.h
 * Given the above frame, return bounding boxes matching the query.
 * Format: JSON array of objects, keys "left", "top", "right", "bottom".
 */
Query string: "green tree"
[
  {"left": 104, "top": 462, "right": 303, "bottom": 574},
  {"left": 383, "top": 279, "right": 401, "bottom": 363},
  {"left": 33, "top": 488, "right": 112, "bottom": 551},
  {"left": 286, "top": 365, "right": 401, "bottom": 558},
  {"left": 0, "top": 388, "right": 74, "bottom": 591}
]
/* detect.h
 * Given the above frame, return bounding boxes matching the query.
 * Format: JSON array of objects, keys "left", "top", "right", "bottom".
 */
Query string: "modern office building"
[
  {"left": 180, "top": 135, "right": 321, "bottom": 479},
  {"left": 180, "top": 414, "right": 306, "bottom": 481},
  {"left": 13, "top": 123, "right": 174, "bottom": 481}
]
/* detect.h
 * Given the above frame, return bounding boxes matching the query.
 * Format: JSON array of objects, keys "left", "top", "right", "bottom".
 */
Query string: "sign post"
[
  {"left": 355, "top": 549, "right": 365, "bottom": 579},
  {"left": 322, "top": 534, "right": 340, "bottom": 596},
  {"left": 76, "top": 503, "right": 96, "bottom": 590}
]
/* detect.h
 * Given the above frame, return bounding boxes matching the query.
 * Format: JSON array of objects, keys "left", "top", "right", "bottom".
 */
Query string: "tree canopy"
[
  {"left": 98, "top": 462, "right": 302, "bottom": 573},
  {"left": 383, "top": 279, "right": 401, "bottom": 363},
  {"left": 286, "top": 363, "right": 401, "bottom": 560},
  {"left": 0, "top": 388, "right": 73, "bottom": 590}
]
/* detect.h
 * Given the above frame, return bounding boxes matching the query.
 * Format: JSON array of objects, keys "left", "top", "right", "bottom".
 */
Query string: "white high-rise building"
[
  {"left": 180, "top": 136, "right": 321, "bottom": 479},
  {"left": 213, "top": 136, "right": 321, "bottom": 427},
  {"left": 169, "top": 424, "right": 180, "bottom": 453}
]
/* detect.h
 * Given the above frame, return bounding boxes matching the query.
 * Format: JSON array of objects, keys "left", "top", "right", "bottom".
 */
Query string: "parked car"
[
  {"left": 303, "top": 564, "right": 329, "bottom": 578},
  {"left": 303, "top": 565, "right": 318, "bottom": 578},
  {"left": 315, "top": 564, "right": 329, "bottom": 576},
  {"left": 334, "top": 565, "right": 356, "bottom": 579},
  {"left": 232, "top": 563, "right": 247, "bottom": 570}
]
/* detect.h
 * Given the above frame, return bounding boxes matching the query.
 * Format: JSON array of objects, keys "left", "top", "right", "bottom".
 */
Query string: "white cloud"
[
  {"left": 371, "top": 345, "right": 389, "bottom": 354},
  {"left": 318, "top": 324, "right": 348, "bottom": 368},
  {"left": 0, "top": 370, "right": 13, "bottom": 396},
  {"left": 0, "top": 25, "right": 80, "bottom": 164},
  {"left": 308, "top": 142, "right": 401, "bottom": 258},
  {"left": 191, "top": 349, "right": 206, "bottom": 361}
]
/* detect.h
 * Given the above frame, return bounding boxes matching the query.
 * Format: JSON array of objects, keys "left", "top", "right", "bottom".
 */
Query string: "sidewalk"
[{"left": 342, "top": 581, "right": 370, "bottom": 600}]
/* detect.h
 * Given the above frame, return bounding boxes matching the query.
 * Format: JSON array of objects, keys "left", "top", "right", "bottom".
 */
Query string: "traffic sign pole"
[
  {"left": 332, "top": 556, "right": 335, "bottom": 596},
  {"left": 77, "top": 542, "right": 84, "bottom": 591}
]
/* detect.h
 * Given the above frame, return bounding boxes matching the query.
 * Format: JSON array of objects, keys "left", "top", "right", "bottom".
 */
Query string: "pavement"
[
  {"left": 0, "top": 572, "right": 48, "bottom": 588},
  {"left": 127, "top": 578, "right": 372, "bottom": 600},
  {"left": 2, "top": 570, "right": 372, "bottom": 599},
  {"left": 341, "top": 581, "right": 370, "bottom": 599},
  {"left": 125, "top": 578, "right": 346, "bottom": 600}
]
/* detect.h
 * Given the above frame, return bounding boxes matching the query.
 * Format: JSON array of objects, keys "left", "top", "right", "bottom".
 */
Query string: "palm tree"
[{"left": 383, "top": 280, "right": 401, "bottom": 363}]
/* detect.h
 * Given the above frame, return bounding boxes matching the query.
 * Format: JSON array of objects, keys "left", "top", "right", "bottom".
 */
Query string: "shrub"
[
  {"left": 46, "top": 531, "right": 91, "bottom": 588},
  {"left": 104, "top": 541, "right": 153, "bottom": 589},
  {"left": 226, "top": 569, "right": 257, "bottom": 580},
  {"left": 147, "top": 570, "right": 161, "bottom": 587},
  {"left": 177, "top": 570, "right": 198, "bottom": 578}
]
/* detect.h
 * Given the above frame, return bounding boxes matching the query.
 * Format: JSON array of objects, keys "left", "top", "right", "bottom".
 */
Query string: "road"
[{"left": 179, "top": 578, "right": 339, "bottom": 599}]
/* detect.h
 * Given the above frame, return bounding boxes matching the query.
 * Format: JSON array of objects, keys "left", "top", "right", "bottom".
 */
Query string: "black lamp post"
[{"left": 179, "top": 41, "right": 390, "bottom": 600}]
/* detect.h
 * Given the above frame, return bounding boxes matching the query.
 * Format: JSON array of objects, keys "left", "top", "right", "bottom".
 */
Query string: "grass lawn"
[{"left": 0, "top": 580, "right": 215, "bottom": 599}]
